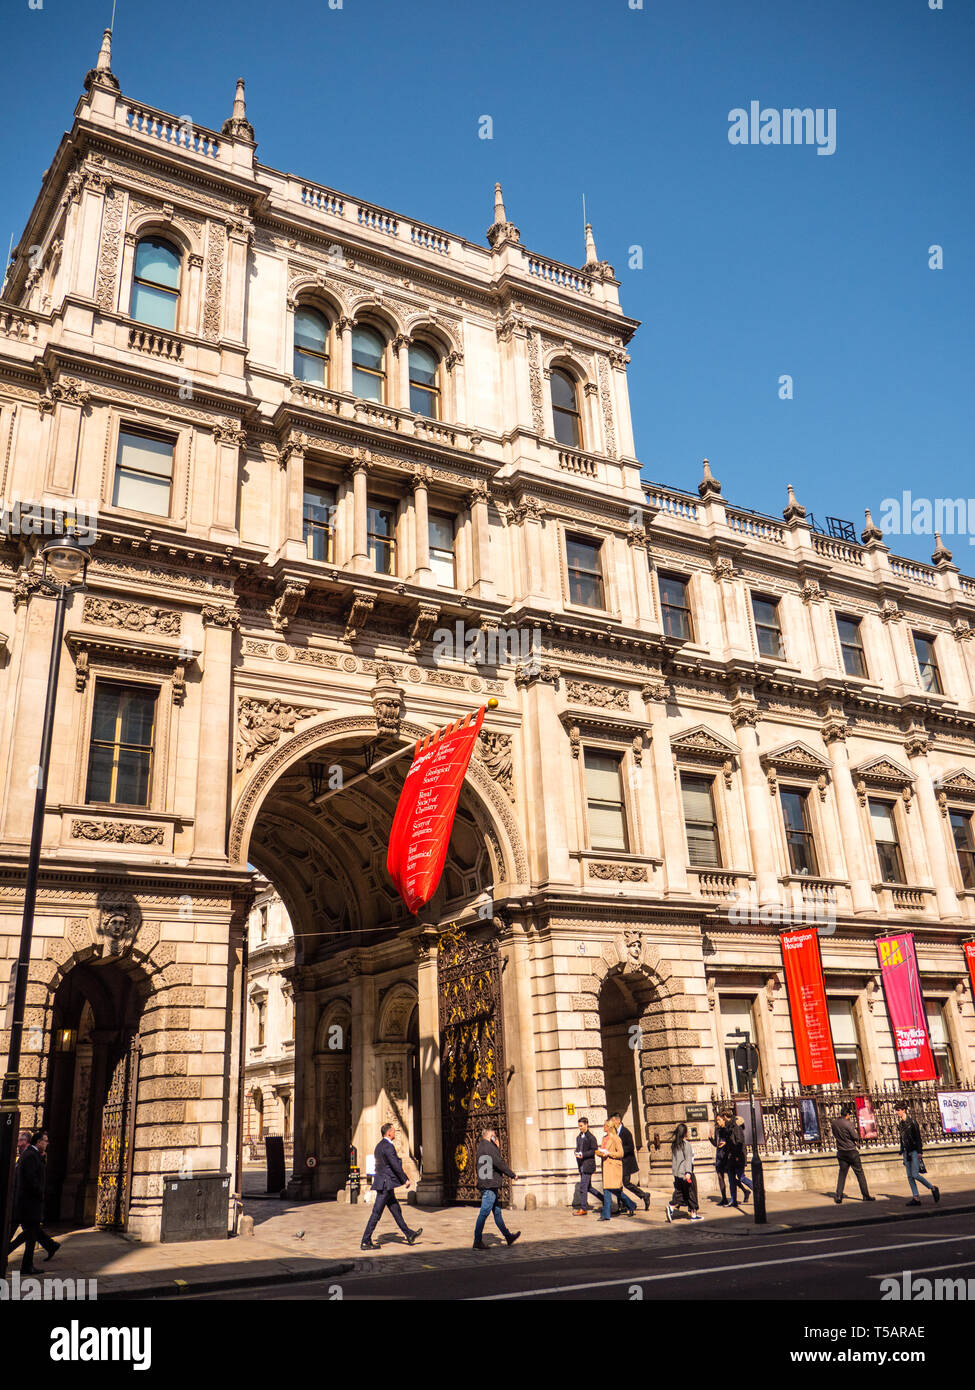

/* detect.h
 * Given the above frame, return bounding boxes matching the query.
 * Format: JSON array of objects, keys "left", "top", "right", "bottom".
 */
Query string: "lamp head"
[{"left": 41, "top": 537, "right": 89, "bottom": 587}]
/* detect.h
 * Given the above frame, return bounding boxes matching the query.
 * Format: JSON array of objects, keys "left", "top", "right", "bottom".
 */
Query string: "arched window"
[
  {"left": 408, "top": 342, "right": 440, "bottom": 418},
  {"left": 351, "top": 325, "right": 386, "bottom": 401},
  {"left": 293, "top": 306, "right": 329, "bottom": 385},
  {"left": 130, "top": 236, "right": 181, "bottom": 331},
  {"left": 551, "top": 367, "right": 582, "bottom": 448}
]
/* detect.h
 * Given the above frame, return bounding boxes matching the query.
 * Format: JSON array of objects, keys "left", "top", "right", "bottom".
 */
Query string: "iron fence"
[{"left": 710, "top": 1082, "right": 971, "bottom": 1157}]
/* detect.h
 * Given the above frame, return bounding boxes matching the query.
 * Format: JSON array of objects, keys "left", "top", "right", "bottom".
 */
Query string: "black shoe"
[
  {"left": 360, "top": 1240, "right": 380, "bottom": 1250},
  {"left": 44, "top": 1241, "right": 61, "bottom": 1262},
  {"left": 505, "top": 1231, "right": 521, "bottom": 1246},
  {"left": 472, "top": 1241, "right": 486, "bottom": 1250},
  {"left": 933, "top": 1187, "right": 941, "bottom": 1204},
  {"left": 741, "top": 1190, "right": 751, "bottom": 1203},
  {"left": 906, "top": 1199, "right": 921, "bottom": 1206},
  {"left": 718, "top": 1197, "right": 729, "bottom": 1207},
  {"left": 729, "top": 1201, "right": 740, "bottom": 1209},
  {"left": 834, "top": 1196, "right": 842, "bottom": 1204},
  {"left": 864, "top": 1196, "right": 876, "bottom": 1202},
  {"left": 405, "top": 1228, "right": 422, "bottom": 1245},
  {"left": 643, "top": 1195, "right": 651, "bottom": 1211}
]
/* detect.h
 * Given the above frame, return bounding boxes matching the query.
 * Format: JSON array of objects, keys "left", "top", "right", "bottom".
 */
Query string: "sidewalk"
[{"left": 20, "top": 1173, "right": 975, "bottom": 1299}]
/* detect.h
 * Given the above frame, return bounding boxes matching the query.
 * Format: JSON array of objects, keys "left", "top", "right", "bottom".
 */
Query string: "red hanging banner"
[
  {"left": 779, "top": 927, "right": 839, "bottom": 1086},
  {"left": 964, "top": 941, "right": 975, "bottom": 1000},
  {"left": 386, "top": 706, "right": 486, "bottom": 914},
  {"left": 876, "top": 932, "right": 937, "bottom": 1082}
]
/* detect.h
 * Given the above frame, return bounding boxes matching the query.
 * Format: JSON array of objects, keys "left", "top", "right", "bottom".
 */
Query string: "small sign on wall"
[
  {"left": 566, "top": 1103, "right": 576, "bottom": 1116},
  {"left": 685, "top": 1105, "right": 709, "bottom": 1122}
]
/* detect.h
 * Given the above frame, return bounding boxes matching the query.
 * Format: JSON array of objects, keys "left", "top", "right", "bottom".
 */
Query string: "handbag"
[{"left": 918, "top": 1156, "right": 927, "bottom": 1175}]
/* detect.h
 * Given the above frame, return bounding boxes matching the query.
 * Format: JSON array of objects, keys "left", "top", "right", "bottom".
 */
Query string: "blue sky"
[{"left": 2, "top": 0, "right": 972, "bottom": 563}]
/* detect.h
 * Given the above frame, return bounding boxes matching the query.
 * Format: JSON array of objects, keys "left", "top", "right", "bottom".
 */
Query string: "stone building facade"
[
  {"left": 1, "top": 33, "right": 974, "bottom": 1237},
  {"left": 243, "top": 882, "right": 295, "bottom": 1156}
]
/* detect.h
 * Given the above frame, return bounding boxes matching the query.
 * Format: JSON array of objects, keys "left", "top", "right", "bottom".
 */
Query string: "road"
[{"left": 171, "top": 1208, "right": 975, "bottom": 1301}]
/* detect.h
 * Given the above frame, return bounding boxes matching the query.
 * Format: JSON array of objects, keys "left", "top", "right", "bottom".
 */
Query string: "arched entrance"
[
  {"left": 599, "top": 968, "right": 676, "bottom": 1166},
  {"left": 230, "top": 714, "right": 525, "bottom": 1200},
  {"left": 44, "top": 959, "right": 147, "bottom": 1228}
]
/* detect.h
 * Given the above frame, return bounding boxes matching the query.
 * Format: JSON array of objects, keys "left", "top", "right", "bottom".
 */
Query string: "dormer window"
[
  {"left": 352, "top": 325, "right": 386, "bottom": 401},
  {"left": 293, "top": 306, "right": 329, "bottom": 385},
  {"left": 130, "top": 236, "right": 181, "bottom": 331},
  {"left": 409, "top": 342, "right": 440, "bottom": 418},
  {"left": 551, "top": 368, "right": 581, "bottom": 448}
]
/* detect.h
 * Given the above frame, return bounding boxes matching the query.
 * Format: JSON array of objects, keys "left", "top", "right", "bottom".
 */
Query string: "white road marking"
[
  {"left": 870, "top": 1257, "right": 975, "bottom": 1279},
  {"left": 468, "top": 1234, "right": 975, "bottom": 1300},
  {"left": 659, "top": 1232, "right": 868, "bottom": 1258}
]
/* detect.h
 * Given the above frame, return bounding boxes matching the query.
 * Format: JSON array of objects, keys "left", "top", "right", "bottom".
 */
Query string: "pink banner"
[{"left": 875, "top": 933, "right": 937, "bottom": 1082}]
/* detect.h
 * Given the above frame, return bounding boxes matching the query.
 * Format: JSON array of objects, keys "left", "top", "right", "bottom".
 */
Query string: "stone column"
[
  {"left": 186, "top": 252, "right": 204, "bottom": 335},
  {"left": 192, "top": 608, "right": 237, "bottom": 859},
  {"left": 628, "top": 533, "right": 654, "bottom": 625},
  {"left": 499, "top": 919, "right": 541, "bottom": 1197},
  {"left": 393, "top": 334, "right": 411, "bottom": 412},
  {"left": 338, "top": 316, "right": 354, "bottom": 396},
  {"left": 210, "top": 421, "right": 244, "bottom": 542},
  {"left": 223, "top": 221, "right": 251, "bottom": 344},
  {"left": 582, "top": 380, "right": 602, "bottom": 454},
  {"left": 905, "top": 726, "right": 962, "bottom": 921},
  {"left": 822, "top": 715, "right": 876, "bottom": 914},
  {"left": 467, "top": 482, "right": 494, "bottom": 599},
  {"left": 518, "top": 663, "right": 572, "bottom": 884},
  {"left": 414, "top": 929, "right": 443, "bottom": 1204},
  {"left": 516, "top": 498, "right": 546, "bottom": 604},
  {"left": 881, "top": 605, "right": 917, "bottom": 691},
  {"left": 642, "top": 680, "right": 689, "bottom": 897},
  {"left": 731, "top": 701, "right": 781, "bottom": 907},
  {"left": 445, "top": 349, "right": 466, "bottom": 424},
  {"left": 346, "top": 453, "right": 371, "bottom": 574},
  {"left": 410, "top": 469, "right": 433, "bottom": 583}
]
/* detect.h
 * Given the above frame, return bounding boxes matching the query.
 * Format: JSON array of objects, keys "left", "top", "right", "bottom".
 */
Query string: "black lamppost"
[
  {"left": 730, "top": 1028, "right": 767, "bottom": 1225},
  {"left": 0, "top": 537, "right": 89, "bottom": 1277}
]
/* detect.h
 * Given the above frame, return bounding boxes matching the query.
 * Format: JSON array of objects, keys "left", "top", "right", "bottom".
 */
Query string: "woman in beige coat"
[{"left": 596, "top": 1120, "right": 636, "bottom": 1222}]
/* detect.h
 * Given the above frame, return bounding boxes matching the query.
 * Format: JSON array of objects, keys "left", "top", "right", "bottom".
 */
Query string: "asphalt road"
[{"left": 171, "top": 1208, "right": 975, "bottom": 1301}]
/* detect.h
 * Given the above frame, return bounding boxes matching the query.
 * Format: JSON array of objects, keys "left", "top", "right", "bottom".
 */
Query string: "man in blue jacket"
[{"left": 360, "top": 1123, "right": 423, "bottom": 1250}]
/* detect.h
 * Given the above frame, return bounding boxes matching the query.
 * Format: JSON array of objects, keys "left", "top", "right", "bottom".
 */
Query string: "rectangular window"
[
  {"left": 914, "top": 633, "right": 944, "bottom": 694},
  {"left": 429, "top": 512, "right": 456, "bottom": 588},
  {"left": 925, "top": 1002, "right": 956, "bottom": 1085},
  {"left": 259, "top": 906, "right": 268, "bottom": 942},
  {"left": 869, "top": 799, "right": 906, "bottom": 883},
  {"left": 950, "top": 810, "right": 975, "bottom": 890},
  {"left": 659, "top": 572, "right": 694, "bottom": 641},
  {"left": 256, "top": 999, "right": 266, "bottom": 1048},
  {"left": 780, "top": 787, "right": 819, "bottom": 876},
  {"left": 681, "top": 773, "right": 721, "bottom": 868},
  {"left": 303, "top": 486, "right": 336, "bottom": 562},
  {"left": 837, "top": 615, "right": 868, "bottom": 678},
  {"left": 566, "top": 536, "right": 605, "bottom": 609},
  {"left": 752, "top": 595, "right": 784, "bottom": 659},
  {"left": 722, "top": 997, "right": 762, "bottom": 1093},
  {"left": 112, "top": 429, "right": 174, "bottom": 516},
  {"left": 85, "top": 681, "right": 157, "bottom": 807},
  {"left": 828, "top": 999, "right": 863, "bottom": 1088},
  {"left": 583, "top": 749, "right": 628, "bottom": 851},
  {"left": 368, "top": 503, "right": 396, "bottom": 575}
]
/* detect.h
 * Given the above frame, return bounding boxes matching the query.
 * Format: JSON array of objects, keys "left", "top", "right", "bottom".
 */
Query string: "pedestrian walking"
[
  {"left": 12, "top": 1130, "right": 60, "bottom": 1274},
  {"left": 611, "top": 1112, "right": 651, "bottom": 1211},
  {"left": 572, "top": 1116, "right": 604, "bottom": 1215},
  {"left": 665, "top": 1123, "right": 701, "bottom": 1221},
  {"left": 709, "top": 1111, "right": 732, "bottom": 1206},
  {"left": 596, "top": 1119, "right": 636, "bottom": 1222},
  {"left": 473, "top": 1126, "right": 520, "bottom": 1249},
  {"left": 829, "top": 1103, "right": 876, "bottom": 1204},
  {"left": 726, "top": 1113, "right": 754, "bottom": 1207},
  {"left": 6, "top": 1130, "right": 32, "bottom": 1257},
  {"left": 895, "top": 1102, "right": 940, "bottom": 1207},
  {"left": 360, "top": 1123, "right": 422, "bottom": 1250}
]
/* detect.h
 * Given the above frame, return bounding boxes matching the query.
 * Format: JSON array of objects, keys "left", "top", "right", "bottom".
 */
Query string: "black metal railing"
[{"left": 710, "top": 1082, "right": 968, "bottom": 1156}]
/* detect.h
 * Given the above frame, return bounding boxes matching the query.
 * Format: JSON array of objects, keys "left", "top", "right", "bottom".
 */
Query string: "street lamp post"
[
  {"left": 0, "top": 539, "right": 89, "bottom": 1278},
  {"left": 731, "top": 1029, "right": 767, "bottom": 1225}
]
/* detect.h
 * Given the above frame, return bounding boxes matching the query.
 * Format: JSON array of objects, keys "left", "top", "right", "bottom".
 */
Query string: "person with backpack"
[
  {"left": 895, "top": 1102, "right": 940, "bottom": 1207},
  {"left": 665, "top": 1123, "right": 701, "bottom": 1221}
]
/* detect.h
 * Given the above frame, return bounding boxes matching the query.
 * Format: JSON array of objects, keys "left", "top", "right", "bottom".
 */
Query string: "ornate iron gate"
[
  {"left": 438, "top": 927, "right": 508, "bottom": 1203},
  {"left": 95, "top": 1034, "right": 140, "bottom": 1228}
]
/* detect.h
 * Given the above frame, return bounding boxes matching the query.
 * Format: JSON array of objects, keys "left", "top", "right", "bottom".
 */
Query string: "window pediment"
[
  {"left": 66, "top": 630, "right": 199, "bottom": 705},
  {"left": 760, "top": 740, "right": 832, "bottom": 798},
  {"left": 670, "top": 724, "right": 739, "bottom": 763},
  {"left": 935, "top": 767, "right": 975, "bottom": 813},
  {"left": 849, "top": 754, "right": 915, "bottom": 789},
  {"left": 558, "top": 709, "right": 648, "bottom": 761}
]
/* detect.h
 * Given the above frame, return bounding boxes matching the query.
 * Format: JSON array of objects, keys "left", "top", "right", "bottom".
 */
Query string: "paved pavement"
[{"left": 15, "top": 1173, "right": 974, "bottom": 1299}]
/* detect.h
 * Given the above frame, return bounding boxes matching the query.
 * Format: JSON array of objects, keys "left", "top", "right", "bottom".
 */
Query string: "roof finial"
[
  {"left": 584, "top": 222, "right": 599, "bottom": 267},
  {"left": 861, "top": 508, "right": 884, "bottom": 544},
  {"left": 84, "top": 26, "right": 120, "bottom": 93},
  {"left": 698, "top": 457, "right": 722, "bottom": 499},
  {"left": 932, "top": 532, "right": 954, "bottom": 566},
  {"left": 222, "top": 77, "right": 255, "bottom": 142},
  {"left": 783, "top": 482, "right": 807, "bottom": 524},
  {"left": 487, "top": 181, "right": 520, "bottom": 249}
]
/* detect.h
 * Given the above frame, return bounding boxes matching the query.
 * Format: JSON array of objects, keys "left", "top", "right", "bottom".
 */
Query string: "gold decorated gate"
[
  {"left": 95, "top": 1035, "right": 140, "bottom": 1228},
  {"left": 438, "top": 927, "right": 508, "bottom": 1203}
]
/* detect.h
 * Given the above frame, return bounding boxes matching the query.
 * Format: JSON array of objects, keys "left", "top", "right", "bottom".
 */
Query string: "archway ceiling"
[{"left": 248, "top": 738, "right": 490, "bottom": 962}]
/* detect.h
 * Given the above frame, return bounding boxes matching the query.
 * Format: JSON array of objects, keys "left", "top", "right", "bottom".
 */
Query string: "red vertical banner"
[
  {"left": 876, "top": 933, "right": 937, "bottom": 1082},
  {"left": 964, "top": 941, "right": 975, "bottom": 1000},
  {"left": 386, "top": 707, "right": 486, "bottom": 914},
  {"left": 779, "top": 928, "right": 839, "bottom": 1085}
]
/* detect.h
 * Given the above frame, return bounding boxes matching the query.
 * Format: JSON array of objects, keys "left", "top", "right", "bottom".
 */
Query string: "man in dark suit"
[
  {"left": 13, "top": 1130, "right": 60, "bottom": 1274},
  {"left": 473, "top": 1126, "right": 520, "bottom": 1250},
  {"left": 830, "top": 1103, "right": 876, "bottom": 1204},
  {"left": 612, "top": 1112, "right": 651, "bottom": 1211},
  {"left": 572, "top": 1116, "right": 604, "bottom": 1215},
  {"left": 360, "top": 1123, "right": 422, "bottom": 1250}
]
